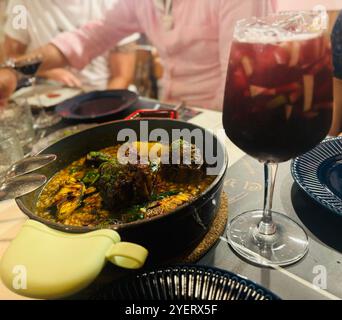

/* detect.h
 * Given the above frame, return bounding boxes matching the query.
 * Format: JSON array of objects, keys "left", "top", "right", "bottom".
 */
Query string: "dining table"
[{"left": 0, "top": 90, "right": 341, "bottom": 300}]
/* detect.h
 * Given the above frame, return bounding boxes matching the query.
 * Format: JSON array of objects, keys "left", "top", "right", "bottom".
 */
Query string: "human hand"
[
  {"left": 0, "top": 68, "right": 17, "bottom": 108},
  {"left": 40, "top": 68, "right": 82, "bottom": 88}
]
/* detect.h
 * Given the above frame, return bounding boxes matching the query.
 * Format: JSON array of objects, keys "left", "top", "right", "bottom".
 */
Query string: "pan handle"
[{"left": 125, "top": 109, "right": 178, "bottom": 120}]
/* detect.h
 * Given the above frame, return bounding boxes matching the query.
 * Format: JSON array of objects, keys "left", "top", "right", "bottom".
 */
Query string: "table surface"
[{"left": 0, "top": 96, "right": 341, "bottom": 300}]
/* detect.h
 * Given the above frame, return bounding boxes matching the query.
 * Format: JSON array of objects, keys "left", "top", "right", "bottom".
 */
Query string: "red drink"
[
  {"left": 223, "top": 34, "right": 333, "bottom": 162},
  {"left": 224, "top": 12, "right": 331, "bottom": 267}
]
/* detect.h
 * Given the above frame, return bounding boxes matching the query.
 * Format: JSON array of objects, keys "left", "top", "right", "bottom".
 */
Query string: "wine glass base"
[
  {"left": 227, "top": 210, "right": 309, "bottom": 267},
  {"left": 34, "top": 113, "right": 61, "bottom": 129}
]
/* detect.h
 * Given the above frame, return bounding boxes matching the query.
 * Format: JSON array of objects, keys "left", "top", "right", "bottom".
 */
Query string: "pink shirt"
[{"left": 52, "top": 0, "right": 277, "bottom": 110}]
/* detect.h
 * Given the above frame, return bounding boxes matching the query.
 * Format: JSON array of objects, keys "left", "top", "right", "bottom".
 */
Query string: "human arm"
[
  {"left": 4, "top": 35, "right": 81, "bottom": 87},
  {"left": 4, "top": 35, "right": 27, "bottom": 59},
  {"left": 107, "top": 45, "right": 137, "bottom": 90},
  {"left": 3, "top": 0, "right": 66, "bottom": 70},
  {"left": 50, "top": 0, "right": 142, "bottom": 71},
  {"left": 0, "top": 43, "right": 68, "bottom": 99}
]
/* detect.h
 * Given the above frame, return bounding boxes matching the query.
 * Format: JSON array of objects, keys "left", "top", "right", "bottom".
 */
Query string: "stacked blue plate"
[
  {"left": 92, "top": 265, "right": 280, "bottom": 300},
  {"left": 292, "top": 136, "right": 342, "bottom": 215}
]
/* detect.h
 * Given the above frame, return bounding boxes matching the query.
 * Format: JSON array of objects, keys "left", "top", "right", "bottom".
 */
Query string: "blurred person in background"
[
  {"left": 0, "top": 0, "right": 7, "bottom": 62},
  {"left": 0, "top": 0, "right": 276, "bottom": 109},
  {"left": 3, "top": 0, "right": 138, "bottom": 90},
  {"left": 330, "top": 10, "right": 342, "bottom": 135}
]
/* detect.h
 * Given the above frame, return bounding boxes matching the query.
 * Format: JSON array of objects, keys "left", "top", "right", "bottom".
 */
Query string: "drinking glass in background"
[
  {"left": 0, "top": 100, "right": 35, "bottom": 150},
  {"left": 14, "top": 55, "right": 61, "bottom": 129},
  {"left": 223, "top": 11, "right": 333, "bottom": 266},
  {"left": 0, "top": 128, "right": 24, "bottom": 177}
]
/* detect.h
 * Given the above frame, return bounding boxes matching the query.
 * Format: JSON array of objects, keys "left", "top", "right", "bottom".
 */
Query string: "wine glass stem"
[{"left": 258, "top": 162, "right": 278, "bottom": 235}]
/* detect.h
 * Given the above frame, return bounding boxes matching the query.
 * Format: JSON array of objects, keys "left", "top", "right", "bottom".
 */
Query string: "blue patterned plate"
[
  {"left": 291, "top": 137, "right": 342, "bottom": 215},
  {"left": 90, "top": 265, "right": 280, "bottom": 300}
]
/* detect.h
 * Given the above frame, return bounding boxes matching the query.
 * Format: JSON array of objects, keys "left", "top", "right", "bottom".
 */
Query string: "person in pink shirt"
[{"left": 1, "top": 0, "right": 277, "bottom": 109}]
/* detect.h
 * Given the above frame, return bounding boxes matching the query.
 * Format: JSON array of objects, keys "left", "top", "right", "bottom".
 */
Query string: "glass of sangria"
[{"left": 223, "top": 11, "right": 333, "bottom": 266}]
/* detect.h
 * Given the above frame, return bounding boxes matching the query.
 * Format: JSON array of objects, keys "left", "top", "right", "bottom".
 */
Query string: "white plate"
[{"left": 12, "top": 84, "right": 82, "bottom": 108}]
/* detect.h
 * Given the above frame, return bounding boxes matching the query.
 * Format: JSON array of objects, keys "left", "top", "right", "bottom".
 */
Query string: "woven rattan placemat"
[{"left": 178, "top": 192, "right": 229, "bottom": 263}]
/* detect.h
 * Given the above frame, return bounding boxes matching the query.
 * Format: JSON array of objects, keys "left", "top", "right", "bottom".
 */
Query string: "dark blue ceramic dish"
[
  {"left": 91, "top": 265, "right": 280, "bottom": 300},
  {"left": 56, "top": 90, "right": 138, "bottom": 121},
  {"left": 291, "top": 136, "right": 342, "bottom": 215}
]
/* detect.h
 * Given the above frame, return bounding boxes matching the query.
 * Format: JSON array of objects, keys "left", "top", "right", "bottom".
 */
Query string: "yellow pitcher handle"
[{"left": 106, "top": 242, "right": 148, "bottom": 269}]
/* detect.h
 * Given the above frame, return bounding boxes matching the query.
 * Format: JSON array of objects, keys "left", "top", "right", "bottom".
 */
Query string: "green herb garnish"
[
  {"left": 151, "top": 190, "right": 180, "bottom": 201},
  {"left": 86, "top": 152, "right": 112, "bottom": 165},
  {"left": 82, "top": 170, "right": 100, "bottom": 186},
  {"left": 69, "top": 166, "right": 82, "bottom": 174}
]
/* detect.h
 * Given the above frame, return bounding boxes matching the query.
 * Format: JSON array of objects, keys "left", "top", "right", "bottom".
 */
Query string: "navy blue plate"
[
  {"left": 90, "top": 265, "right": 280, "bottom": 300},
  {"left": 291, "top": 137, "right": 342, "bottom": 215},
  {"left": 56, "top": 90, "right": 138, "bottom": 121}
]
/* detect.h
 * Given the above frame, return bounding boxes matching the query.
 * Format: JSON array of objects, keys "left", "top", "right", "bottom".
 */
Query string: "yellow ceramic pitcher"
[{"left": 0, "top": 220, "right": 148, "bottom": 299}]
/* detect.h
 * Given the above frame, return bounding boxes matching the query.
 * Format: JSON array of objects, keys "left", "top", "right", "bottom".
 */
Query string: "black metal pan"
[{"left": 16, "top": 119, "right": 228, "bottom": 263}]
